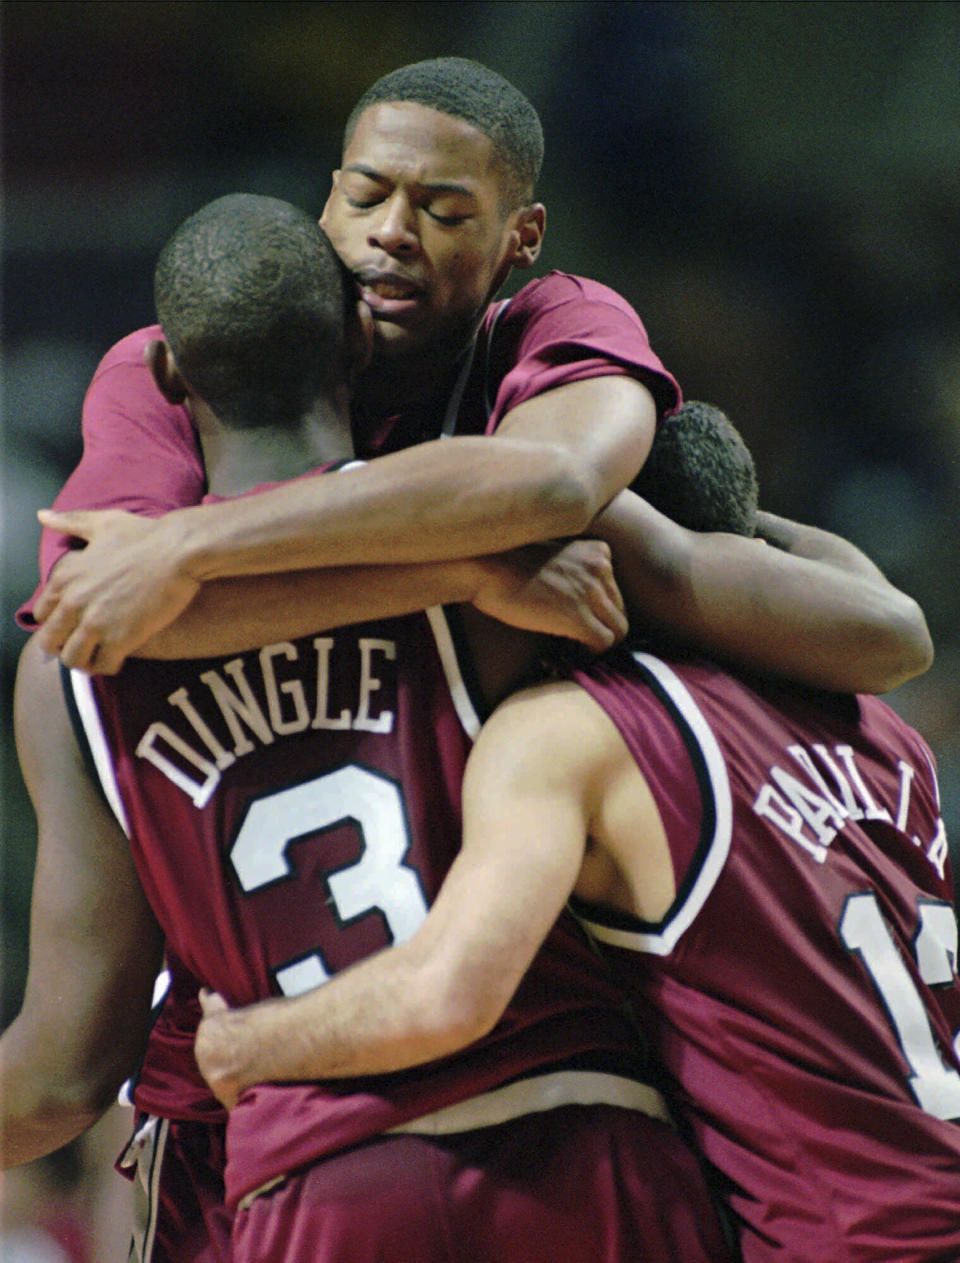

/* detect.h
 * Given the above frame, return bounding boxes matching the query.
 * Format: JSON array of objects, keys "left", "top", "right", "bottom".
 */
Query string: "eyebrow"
[{"left": 343, "top": 164, "right": 479, "bottom": 200}]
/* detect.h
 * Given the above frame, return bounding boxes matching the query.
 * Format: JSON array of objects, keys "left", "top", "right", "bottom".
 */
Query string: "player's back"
[
  {"left": 71, "top": 614, "right": 466, "bottom": 1007},
  {"left": 573, "top": 649, "right": 960, "bottom": 1263},
  {"left": 69, "top": 614, "right": 660, "bottom": 1210}
]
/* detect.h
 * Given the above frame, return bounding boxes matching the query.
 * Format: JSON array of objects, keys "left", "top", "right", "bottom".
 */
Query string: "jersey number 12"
[{"left": 840, "top": 891, "right": 960, "bottom": 1120}]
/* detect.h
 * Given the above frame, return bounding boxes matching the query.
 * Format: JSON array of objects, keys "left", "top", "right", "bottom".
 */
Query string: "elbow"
[
  {"left": 859, "top": 592, "right": 934, "bottom": 694},
  {"left": 902, "top": 596, "right": 935, "bottom": 677},
  {"left": 1, "top": 1075, "right": 115, "bottom": 1166},
  {"left": 40, "top": 1058, "right": 129, "bottom": 1121},
  {"left": 881, "top": 594, "right": 934, "bottom": 689},
  {"left": 0, "top": 1017, "right": 135, "bottom": 1165},
  {"left": 421, "top": 967, "right": 510, "bottom": 1058},
  {"left": 534, "top": 456, "right": 610, "bottom": 538},
  {"left": 32, "top": 1084, "right": 111, "bottom": 1132},
  {"left": 437, "top": 994, "right": 503, "bottom": 1053}
]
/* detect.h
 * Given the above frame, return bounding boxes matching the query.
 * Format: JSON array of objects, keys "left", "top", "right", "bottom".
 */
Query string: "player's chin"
[{"left": 370, "top": 317, "right": 434, "bottom": 358}]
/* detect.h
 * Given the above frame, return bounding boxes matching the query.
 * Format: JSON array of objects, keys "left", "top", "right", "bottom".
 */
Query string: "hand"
[
  {"left": 33, "top": 509, "right": 200, "bottom": 674},
  {"left": 473, "top": 539, "right": 627, "bottom": 652},
  {"left": 195, "top": 989, "right": 247, "bottom": 1110}
]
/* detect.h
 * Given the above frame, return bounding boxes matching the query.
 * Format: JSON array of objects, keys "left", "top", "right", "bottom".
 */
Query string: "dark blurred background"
[{"left": 2, "top": 1, "right": 959, "bottom": 1253}]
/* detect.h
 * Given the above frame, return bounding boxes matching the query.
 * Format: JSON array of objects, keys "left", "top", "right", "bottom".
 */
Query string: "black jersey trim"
[
  {"left": 62, "top": 667, "right": 132, "bottom": 836},
  {"left": 60, "top": 662, "right": 106, "bottom": 800},
  {"left": 574, "top": 651, "right": 733, "bottom": 956},
  {"left": 59, "top": 662, "right": 131, "bottom": 833},
  {"left": 424, "top": 605, "right": 484, "bottom": 738},
  {"left": 633, "top": 654, "right": 718, "bottom": 911}
]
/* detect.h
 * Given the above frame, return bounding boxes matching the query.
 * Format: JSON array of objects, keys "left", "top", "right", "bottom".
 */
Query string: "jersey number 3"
[
  {"left": 230, "top": 765, "right": 429, "bottom": 996},
  {"left": 841, "top": 891, "right": 960, "bottom": 1120}
]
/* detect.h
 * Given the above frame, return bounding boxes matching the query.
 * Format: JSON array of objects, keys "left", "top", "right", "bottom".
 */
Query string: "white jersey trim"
[
  {"left": 237, "top": 1069, "right": 671, "bottom": 1209},
  {"left": 387, "top": 1068, "right": 671, "bottom": 1134},
  {"left": 577, "top": 651, "right": 733, "bottom": 956},
  {"left": 121, "top": 1113, "right": 169, "bottom": 1263},
  {"left": 69, "top": 668, "right": 130, "bottom": 836},
  {"left": 425, "top": 606, "right": 482, "bottom": 740}
]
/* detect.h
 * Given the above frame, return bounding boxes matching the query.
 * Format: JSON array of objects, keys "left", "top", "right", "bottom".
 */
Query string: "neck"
[
  {"left": 354, "top": 321, "right": 481, "bottom": 416},
  {"left": 195, "top": 394, "right": 355, "bottom": 498}
]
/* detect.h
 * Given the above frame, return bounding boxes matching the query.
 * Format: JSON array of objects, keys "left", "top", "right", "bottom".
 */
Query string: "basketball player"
[
  {"left": 26, "top": 59, "right": 929, "bottom": 693},
  {"left": 7, "top": 194, "right": 733, "bottom": 1262},
  {"left": 195, "top": 403, "right": 960, "bottom": 1262}
]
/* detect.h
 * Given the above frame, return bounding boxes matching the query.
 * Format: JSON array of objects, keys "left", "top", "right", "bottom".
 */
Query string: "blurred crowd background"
[{"left": 3, "top": 2, "right": 959, "bottom": 1257}]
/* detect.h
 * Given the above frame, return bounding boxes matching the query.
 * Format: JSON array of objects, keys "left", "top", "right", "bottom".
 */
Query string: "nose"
[{"left": 369, "top": 192, "right": 419, "bottom": 256}]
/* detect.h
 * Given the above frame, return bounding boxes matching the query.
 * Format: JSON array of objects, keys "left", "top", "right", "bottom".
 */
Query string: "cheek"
[
  {"left": 436, "top": 245, "right": 495, "bottom": 300},
  {"left": 320, "top": 204, "right": 357, "bottom": 256}
]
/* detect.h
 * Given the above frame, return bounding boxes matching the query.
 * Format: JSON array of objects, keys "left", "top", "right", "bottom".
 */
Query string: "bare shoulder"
[{"left": 472, "top": 676, "right": 631, "bottom": 789}]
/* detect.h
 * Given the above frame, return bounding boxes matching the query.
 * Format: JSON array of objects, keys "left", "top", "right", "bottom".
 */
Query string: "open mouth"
[{"left": 356, "top": 271, "right": 425, "bottom": 317}]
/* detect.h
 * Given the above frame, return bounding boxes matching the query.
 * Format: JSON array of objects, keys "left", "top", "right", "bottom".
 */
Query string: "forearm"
[
  {"left": 165, "top": 374, "right": 653, "bottom": 583},
  {"left": 199, "top": 939, "right": 495, "bottom": 1097},
  {"left": 198, "top": 837, "right": 560, "bottom": 1097},
  {"left": 754, "top": 509, "right": 887, "bottom": 580},
  {"left": 139, "top": 558, "right": 487, "bottom": 658},
  {"left": 164, "top": 437, "right": 602, "bottom": 583},
  {"left": 597, "top": 492, "right": 932, "bottom": 693}
]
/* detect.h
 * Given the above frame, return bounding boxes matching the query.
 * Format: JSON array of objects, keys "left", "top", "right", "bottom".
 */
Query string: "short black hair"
[
  {"left": 344, "top": 57, "right": 543, "bottom": 208},
  {"left": 632, "top": 401, "right": 758, "bottom": 537},
  {"left": 155, "top": 194, "right": 351, "bottom": 431}
]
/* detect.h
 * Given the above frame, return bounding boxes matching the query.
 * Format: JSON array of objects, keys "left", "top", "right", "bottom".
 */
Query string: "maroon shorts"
[
  {"left": 232, "top": 1104, "right": 733, "bottom": 1263},
  {"left": 119, "top": 1114, "right": 232, "bottom": 1263}
]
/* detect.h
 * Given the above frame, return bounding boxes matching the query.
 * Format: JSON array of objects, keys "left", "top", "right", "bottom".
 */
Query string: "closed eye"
[{"left": 427, "top": 210, "right": 469, "bottom": 226}]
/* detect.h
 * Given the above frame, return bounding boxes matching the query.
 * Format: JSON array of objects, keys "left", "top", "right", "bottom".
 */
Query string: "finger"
[
  {"left": 586, "top": 543, "right": 624, "bottom": 614},
  {"left": 590, "top": 593, "right": 628, "bottom": 646},
  {"left": 33, "top": 604, "right": 78, "bottom": 656},
  {"left": 569, "top": 609, "right": 616, "bottom": 653},
  {"left": 584, "top": 571, "right": 627, "bottom": 634},
  {"left": 604, "top": 587, "right": 629, "bottom": 636},
  {"left": 603, "top": 565, "right": 626, "bottom": 614},
  {"left": 218, "top": 1085, "right": 239, "bottom": 1111},
  {"left": 31, "top": 576, "right": 64, "bottom": 625},
  {"left": 59, "top": 623, "right": 104, "bottom": 673},
  {"left": 199, "top": 989, "right": 229, "bottom": 1015},
  {"left": 608, "top": 606, "right": 628, "bottom": 643},
  {"left": 88, "top": 641, "right": 126, "bottom": 676},
  {"left": 37, "top": 509, "right": 93, "bottom": 539}
]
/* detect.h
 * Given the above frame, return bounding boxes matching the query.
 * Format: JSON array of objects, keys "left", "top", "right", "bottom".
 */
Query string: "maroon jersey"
[
  {"left": 131, "top": 955, "right": 225, "bottom": 1123},
  {"left": 18, "top": 271, "right": 678, "bottom": 619},
  {"left": 31, "top": 268, "right": 679, "bottom": 1210},
  {"left": 572, "top": 649, "right": 960, "bottom": 1262},
  {"left": 67, "top": 613, "right": 656, "bottom": 1210}
]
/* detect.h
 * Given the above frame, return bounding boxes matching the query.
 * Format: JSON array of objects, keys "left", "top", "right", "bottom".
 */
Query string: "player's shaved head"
[
  {"left": 155, "top": 194, "right": 351, "bottom": 430},
  {"left": 632, "top": 401, "right": 759, "bottom": 537},
  {"left": 344, "top": 57, "right": 543, "bottom": 209}
]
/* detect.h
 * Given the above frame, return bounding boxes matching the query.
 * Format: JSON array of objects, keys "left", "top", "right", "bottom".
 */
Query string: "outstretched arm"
[
  {"left": 33, "top": 376, "right": 654, "bottom": 666},
  {"left": 593, "top": 491, "right": 933, "bottom": 694},
  {"left": 195, "top": 682, "right": 606, "bottom": 1105},
  {"left": 35, "top": 535, "right": 625, "bottom": 673},
  {"left": 1, "top": 636, "right": 163, "bottom": 1168}
]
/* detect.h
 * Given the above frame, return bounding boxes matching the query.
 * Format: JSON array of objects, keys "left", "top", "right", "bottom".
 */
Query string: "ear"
[
  {"left": 318, "top": 171, "right": 341, "bottom": 231},
  {"left": 345, "top": 299, "right": 375, "bottom": 383},
  {"left": 144, "top": 338, "right": 189, "bottom": 405},
  {"left": 508, "top": 203, "right": 546, "bottom": 271}
]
